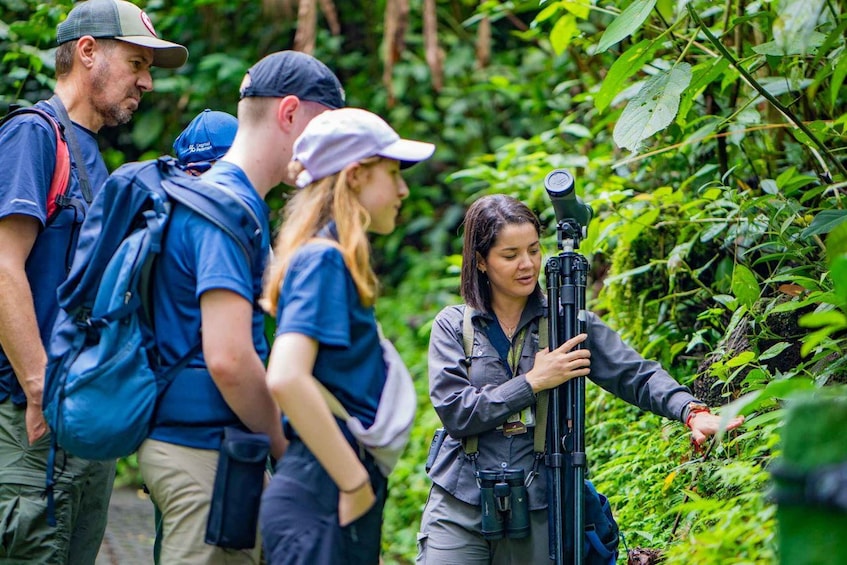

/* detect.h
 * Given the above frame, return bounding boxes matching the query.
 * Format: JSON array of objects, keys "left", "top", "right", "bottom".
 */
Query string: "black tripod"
[{"left": 543, "top": 169, "right": 593, "bottom": 564}]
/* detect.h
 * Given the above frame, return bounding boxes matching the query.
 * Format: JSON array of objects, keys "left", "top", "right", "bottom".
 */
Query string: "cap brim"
[
  {"left": 378, "top": 138, "right": 435, "bottom": 168},
  {"left": 117, "top": 36, "right": 188, "bottom": 69}
]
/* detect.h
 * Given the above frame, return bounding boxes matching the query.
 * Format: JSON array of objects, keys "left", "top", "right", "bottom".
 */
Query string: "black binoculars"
[{"left": 477, "top": 468, "right": 530, "bottom": 540}]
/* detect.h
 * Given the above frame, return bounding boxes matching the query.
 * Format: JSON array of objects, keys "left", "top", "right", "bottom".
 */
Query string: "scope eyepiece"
[
  {"left": 544, "top": 169, "right": 593, "bottom": 227},
  {"left": 544, "top": 169, "right": 575, "bottom": 196}
]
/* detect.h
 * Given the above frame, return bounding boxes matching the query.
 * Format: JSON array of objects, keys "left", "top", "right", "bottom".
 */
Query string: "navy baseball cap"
[
  {"left": 173, "top": 109, "right": 238, "bottom": 169},
  {"left": 239, "top": 51, "right": 345, "bottom": 109},
  {"left": 57, "top": 0, "right": 188, "bottom": 68}
]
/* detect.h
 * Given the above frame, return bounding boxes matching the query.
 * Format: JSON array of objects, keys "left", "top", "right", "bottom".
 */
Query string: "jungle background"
[{"left": 2, "top": 0, "right": 846, "bottom": 563}]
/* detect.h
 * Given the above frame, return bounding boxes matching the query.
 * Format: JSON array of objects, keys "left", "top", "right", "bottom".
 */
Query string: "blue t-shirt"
[
  {"left": 276, "top": 241, "right": 387, "bottom": 435},
  {"left": 0, "top": 101, "right": 107, "bottom": 405},
  {"left": 149, "top": 161, "right": 271, "bottom": 449}
]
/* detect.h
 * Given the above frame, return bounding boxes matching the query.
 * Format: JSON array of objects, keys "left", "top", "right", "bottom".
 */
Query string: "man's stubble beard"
[{"left": 90, "top": 62, "right": 137, "bottom": 127}]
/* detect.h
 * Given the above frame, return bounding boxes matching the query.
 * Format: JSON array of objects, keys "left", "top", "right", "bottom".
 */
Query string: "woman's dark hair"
[{"left": 460, "top": 194, "right": 542, "bottom": 311}]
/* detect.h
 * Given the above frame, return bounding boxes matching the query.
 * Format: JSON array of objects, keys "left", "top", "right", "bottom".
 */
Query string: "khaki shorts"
[
  {"left": 0, "top": 400, "right": 115, "bottom": 564},
  {"left": 416, "top": 483, "right": 549, "bottom": 565}
]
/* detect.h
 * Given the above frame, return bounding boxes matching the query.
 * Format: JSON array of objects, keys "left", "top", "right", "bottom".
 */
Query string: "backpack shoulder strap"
[
  {"left": 0, "top": 106, "right": 71, "bottom": 222},
  {"left": 461, "top": 306, "right": 479, "bottom": 456},
  {"left": 314, "top": 377, "right": 352, "bottom": 421},
  {"left": 160, "top": 166, "right": 262, "bottom": 267},
  {"left": 46, "top": 96, "right": 92, "bottom": 206},
  {"left": 462, "top": 305, "right": 474, "bottom": 360},
  {"left": 462, "top": 308, "right": 549, "bottom": 457}
]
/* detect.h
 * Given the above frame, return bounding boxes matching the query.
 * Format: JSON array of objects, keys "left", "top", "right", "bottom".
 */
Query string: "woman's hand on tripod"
[{"left": 526, "top": 333, "right": 591, "bottom": 393}]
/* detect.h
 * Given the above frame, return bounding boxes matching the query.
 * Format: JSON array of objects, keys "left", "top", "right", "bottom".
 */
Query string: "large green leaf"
[
  {"left": 561, "top": 0, "right": 591, "bottom": 19},
  {"left": 827, "top": 222, "right": 847, "bottom": 306},
  {"left": 801, "top": 210, "right": 847, "bottom": 237},
  {"left": 613, "top": 63, "right": 692, "bottom": 151},
  {"left": 832, "top": 256, "right": 847, "bottom": 307},
  {"left": 550, "top": 14, "right": 579, "bottom": 55},
  {"left": 732, "top": 264, "right": 760, "bottom": 311},
  {"left": 596, "top": 0, "right": 657, "bottom": 54},
  {"left": 752, "top": 34, "right": 825, "bottom": 56},
  {"left": 831, "top": 51, "right": 847, "bottom": 108},
  {"left": 595, "top": 39, "right": 661, "bottom": 113},
  {"left": 719, "top": 378, "right": 815, "bottom": 423},
  {"left": 826, "top": 220, "right": 847, "bottom": 260}
]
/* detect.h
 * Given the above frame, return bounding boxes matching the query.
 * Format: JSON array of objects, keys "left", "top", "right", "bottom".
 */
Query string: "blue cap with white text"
[{"left": 173, "top": 109, "right": 238, "bottom": 170}]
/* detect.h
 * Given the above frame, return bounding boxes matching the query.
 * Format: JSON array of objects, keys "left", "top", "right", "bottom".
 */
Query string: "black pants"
[{"left": 259, "top": 439, "right": 388, "bottom": 565}]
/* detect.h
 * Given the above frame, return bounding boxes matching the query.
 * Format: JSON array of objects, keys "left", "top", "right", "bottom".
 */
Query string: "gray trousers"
[
  {"left": 0, "top": 400, "right": 115, "bottom": 564},
  {"left": 417, "top": 483, "right": 550, "bottom": 565}
]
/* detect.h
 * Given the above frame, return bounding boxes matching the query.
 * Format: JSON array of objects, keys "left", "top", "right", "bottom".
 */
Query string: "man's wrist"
[{"left": 23, "top": 386, "right": 43, "bottom": 407}]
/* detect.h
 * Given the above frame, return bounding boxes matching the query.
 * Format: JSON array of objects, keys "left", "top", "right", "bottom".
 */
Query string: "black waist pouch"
[{"left": 205, "top": 427, "right": 270, "bottom": 549}]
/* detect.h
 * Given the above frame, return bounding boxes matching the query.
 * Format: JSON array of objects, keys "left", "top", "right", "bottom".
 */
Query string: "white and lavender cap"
[{"left": 292, "top": 108, "right": 435, "bottom": 188}]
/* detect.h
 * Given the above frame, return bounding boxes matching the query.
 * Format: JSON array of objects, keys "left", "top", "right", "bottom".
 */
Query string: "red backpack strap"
[
  {"left": 0, "top": 107, "right": 71, "bottom": 223},
  {"left": 43, "top": 115, "right": 71, "bottom": 222}
]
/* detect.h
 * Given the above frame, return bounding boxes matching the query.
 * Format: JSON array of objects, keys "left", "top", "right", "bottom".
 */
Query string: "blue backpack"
[
  {"left": 583, "top": 479, "right": 620, "bottom": 565},
  {"left": 42, "top": 156, "right": 262, "bottom": 465}
]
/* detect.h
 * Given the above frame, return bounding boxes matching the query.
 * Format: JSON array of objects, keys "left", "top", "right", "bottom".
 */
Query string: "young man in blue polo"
[
  {"left": 0, "top": 1, "right": 187, "bottom": 562},
  {"left": 136, "top": 50, "right": 346, "bottom": 563}
]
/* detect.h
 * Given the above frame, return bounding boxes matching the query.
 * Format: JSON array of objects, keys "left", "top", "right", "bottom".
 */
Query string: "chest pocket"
[
  {"left": 466, "top": 343, "right": 505, "bottom": 388},
  {"left": 462, "top": 310, "right": 537, "bottom": 388}
]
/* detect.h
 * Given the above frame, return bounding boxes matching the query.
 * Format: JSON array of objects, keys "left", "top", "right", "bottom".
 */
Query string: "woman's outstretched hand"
[
  {"left": 688, "top": 411, "right": 745, "bottom": 447},
  {"left": 526, "top": 333, "right": 591, "bottom": 393}
]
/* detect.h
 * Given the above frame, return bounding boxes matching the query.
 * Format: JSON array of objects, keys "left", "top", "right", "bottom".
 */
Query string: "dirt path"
[{"left": 95, "top": 486, "right": 155, "bottom": 564}]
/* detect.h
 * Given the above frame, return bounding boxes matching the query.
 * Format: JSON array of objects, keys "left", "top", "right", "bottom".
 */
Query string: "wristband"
[
  {"left": 339, "top": 477, "right": 370, "bottom": 494},
  {"left": 685, "top": 402, "right": 710, "bottom": 428}
]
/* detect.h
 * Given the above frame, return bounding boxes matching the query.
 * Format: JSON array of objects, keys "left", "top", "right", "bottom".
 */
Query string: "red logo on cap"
[{"left": 140, "top": 11, "right": 158, "bottom": 37}]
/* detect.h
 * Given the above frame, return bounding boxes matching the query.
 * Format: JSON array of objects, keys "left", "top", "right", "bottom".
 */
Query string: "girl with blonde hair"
[{"left": 260, "top": 108, "right": 434, "bottom": 564}]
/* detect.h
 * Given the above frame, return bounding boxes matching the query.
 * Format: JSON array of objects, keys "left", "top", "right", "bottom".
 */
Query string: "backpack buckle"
[{"left": 73, "top": 309, "right": 92, "bottom": 328}]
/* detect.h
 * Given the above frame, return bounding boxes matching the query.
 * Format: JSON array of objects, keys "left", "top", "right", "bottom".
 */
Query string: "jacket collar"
[{"left": 471, "top": 290, "right": 546, "bottom": 333}]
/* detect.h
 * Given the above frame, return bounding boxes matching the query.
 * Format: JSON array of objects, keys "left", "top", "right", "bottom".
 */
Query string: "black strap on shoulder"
[
  {"left": 46, "top": 95, "right": 93, "bottom": 205},
  {"left": 158, "top": 342, "right": 203, "bottom": 387}
]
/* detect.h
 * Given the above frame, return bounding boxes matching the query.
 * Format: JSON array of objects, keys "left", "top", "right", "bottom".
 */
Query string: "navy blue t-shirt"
[
  {"left": 149, "top": 161, "right": 271, "bottom": 449},
  {"left": 276, "top": 241, "right": 387, "bottom": 434},
  {"left": 0, "top": 102, "right": 107, "bottom": 405}
]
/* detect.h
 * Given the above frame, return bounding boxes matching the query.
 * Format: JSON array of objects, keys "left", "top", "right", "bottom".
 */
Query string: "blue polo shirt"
[
  {"left": 276, "top": 239, "right": 387, "bottom": 435},
  {"left": 0, "top": 102, "right": 107, "bottom": 405},
  {"left": 149, "top": 161, "right": 270, "bottom": 449}
]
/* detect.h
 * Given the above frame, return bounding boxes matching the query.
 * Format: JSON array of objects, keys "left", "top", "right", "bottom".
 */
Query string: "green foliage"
[
  {"left": 586, "top": 388, "right": 780, "bottom": 565},
  {"left": 384, "top": 0, "right": 847, "bottom": 563},
  {"left": 3, "top": 0, "right": 847, "bottom": 563},
  {"left": 376, "top": 251, "right": 459, "bottom": 563}
]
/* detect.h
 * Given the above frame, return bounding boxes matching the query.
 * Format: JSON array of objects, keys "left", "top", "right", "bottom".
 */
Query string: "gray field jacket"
[{"left": 426, "top": 294, "right": 701, "bottom": 510}]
